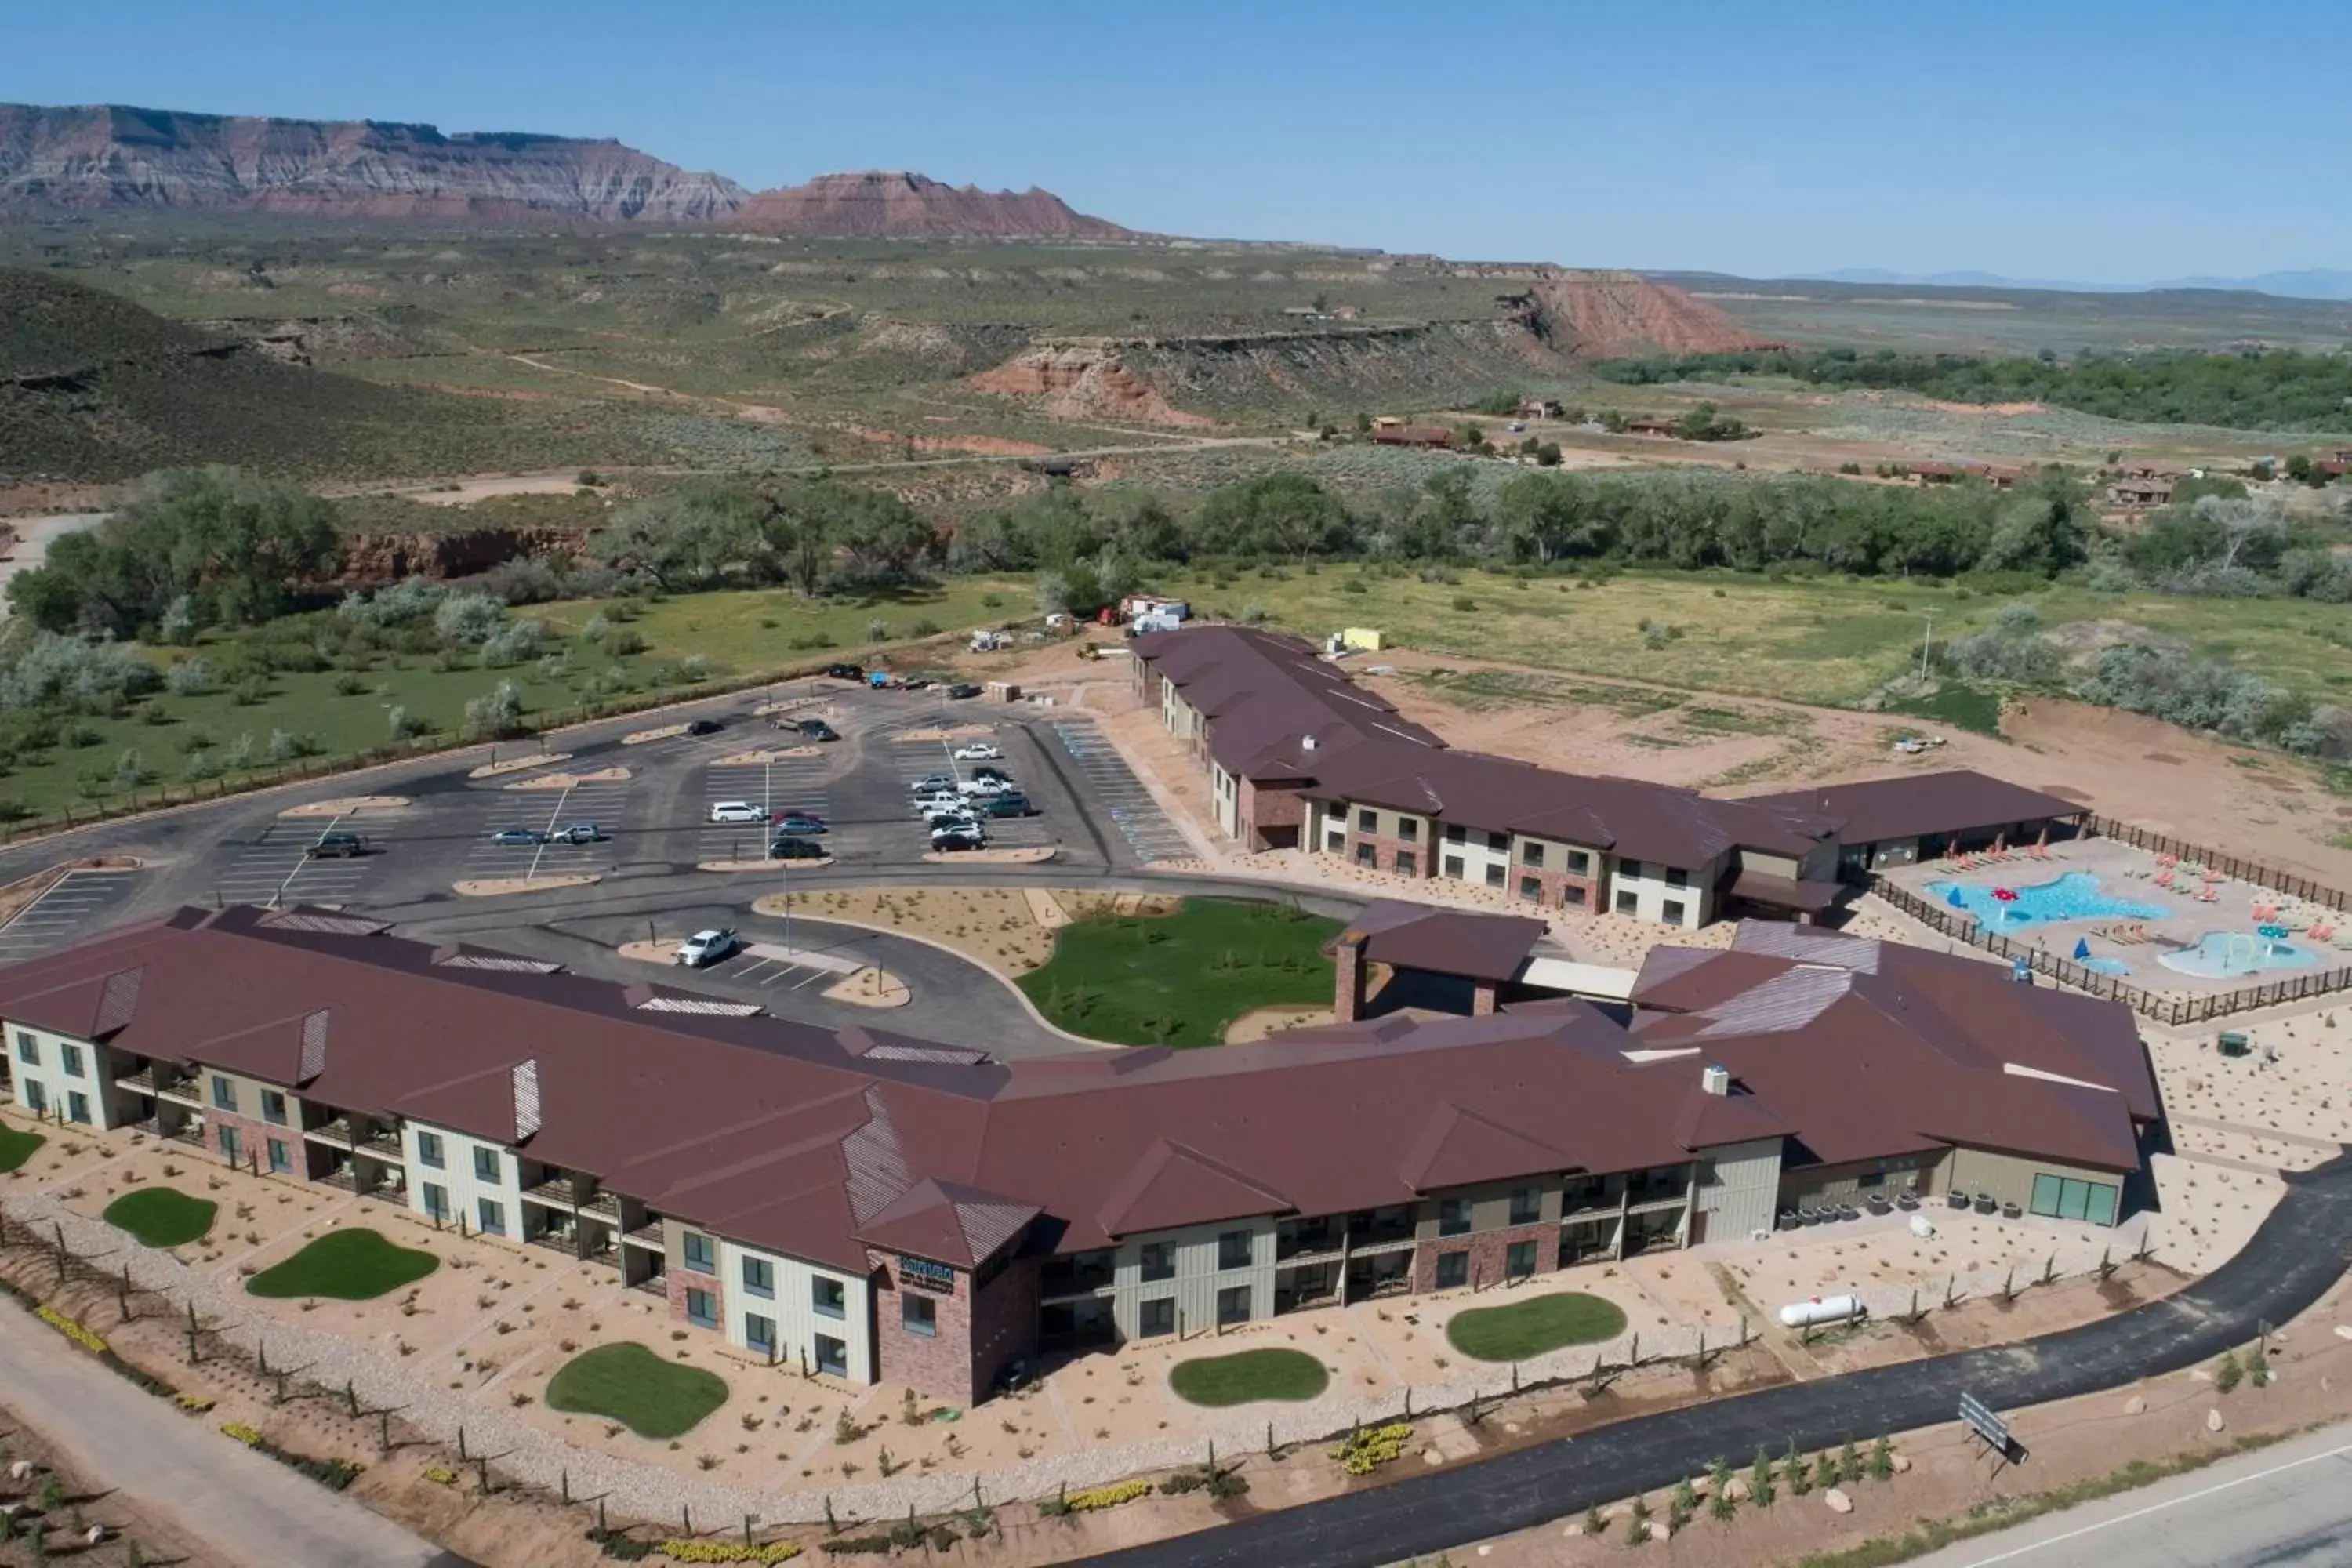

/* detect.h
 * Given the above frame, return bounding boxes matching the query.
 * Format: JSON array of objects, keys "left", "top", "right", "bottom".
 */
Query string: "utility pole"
[{"left": 1919, "top": 613, "right": 1935, "bottom": 681}]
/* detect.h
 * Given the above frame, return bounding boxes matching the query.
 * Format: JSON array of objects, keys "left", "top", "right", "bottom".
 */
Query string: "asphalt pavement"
[{"left": 1074, "top": 1152, "right": 2352, "bottom": 1568}]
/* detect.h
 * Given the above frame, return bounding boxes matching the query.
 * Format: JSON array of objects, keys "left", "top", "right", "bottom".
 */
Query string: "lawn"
[
  {"left": 0, "top": 1124, "right": 45, "bottom": 1173},
  {"left": 245, "top": 1228, "right": 440, "bottom": 1300},
  {"left": 1446, "top": 1292, "right": 1629, "bottom": 1363},
  {"left": 1168, "top": 1348, "right": 1330, "bottom": 1407},
  {"left": 1017, "top": 897, "right": 1345, "bottom": 1046},
  {"left": 101, "top": 1186, "right": 216, "bottom": 1248},
  {"left": 545, "top": 1342, "right": 729, "bottom": 1439}
]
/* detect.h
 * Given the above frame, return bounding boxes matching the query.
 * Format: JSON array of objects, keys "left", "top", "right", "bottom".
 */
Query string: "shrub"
[
  {"left": 605, "top": 627, "right": 647, "bottom": 657},
  {"left": 655, "top": 1542, "right": 803, "bottom": 1563},
  {"left": 463, "top": 681, "right": 525, "bottom": 739},
  {"left": 340, "top": 579, "right": 447, "bottom": 626},
  {"left": 434, "top": 592, "right": 507, "bottom": 647},
  {"left": 679, "top": 654, "right": 710, "bottom": 682},
  {"left": 1330, "top": 1422, "right": 1414, "bottom": 1475},
  {"left": 2215, "top": 1350, "right": 2243, "bottom": 1392},
  {"left": 481, "top": 620, "right": 544, "bottom": 668},
  {"left": 36, "top": 1305, "right": 108, "bottom": 1356}
]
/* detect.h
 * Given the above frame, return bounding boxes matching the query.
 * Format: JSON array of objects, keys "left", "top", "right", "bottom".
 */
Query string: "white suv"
[{"left": 709, "top": 801, "right": 764, "bottom": 824}]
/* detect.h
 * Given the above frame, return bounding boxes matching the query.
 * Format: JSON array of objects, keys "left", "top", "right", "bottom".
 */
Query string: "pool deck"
[{"left": 1882, "top": 837, "right": 2352, "bottom": 996}]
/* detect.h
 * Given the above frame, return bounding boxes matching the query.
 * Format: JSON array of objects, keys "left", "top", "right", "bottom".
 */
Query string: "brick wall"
[
  {"left": 867, "top": 1248, "right": 981, "bottom": 1404},
  {"left": 1333, "top": 936, "right": 1367, "bottom": 1023},
  {"left": 208, "top": 1109, "right": 270, "bottom": 1174},
  {"left": 968, "top": 1258, "right": 1041, "bottom": 1398},
  {"left": 1342, "top": 829, "right": 1434, "bottom": 877},
  {"left": 1514, "top": 862, "right": 1603, "bottom": 913},
  {"left": 1410, "top": 1220, "right": 1559, "bottom": 1294},
  {"left": 1236, "top": 778, "right": 1306, "bottom": 851},
  {"left": 667, "top": 1261, "right": 725, "bottom": 1329}
]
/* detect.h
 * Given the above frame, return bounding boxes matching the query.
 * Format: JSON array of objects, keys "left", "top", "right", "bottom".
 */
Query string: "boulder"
[
  {"left": 2332, "top": 1325, "right": 2352, "bottom": 1342},
  {"left": 1726, "top": 1476, "right": 1751, "bottom": 1502},
  {"left": 1646, "top": 1521, "right": 1671, "bottom": 1541},
  {"left": 1891, "top": 1453, "right": 1911, "bottom": 1474},
  {"left": 2124, "top": 1396, "right": 2147, "bottom": 1415},
  {"left": 1825, "top": 1487, "right": 1853, "bottom": 1514},
  {"left": 5, "top": 1461, "right": 29, "bottom": 1482},
  {"left": 2206, "top": 1408, "right": 2226, "bottom": 1432}
]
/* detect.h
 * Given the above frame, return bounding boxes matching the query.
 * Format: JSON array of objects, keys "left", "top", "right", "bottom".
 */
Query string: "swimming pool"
[
  {"left": 2158, "top": 932, "right": 2325, "bottom": 979},
  {"left": 2078, "top": 956, "right": 2134, "bottom": 977},
  {"left": 1923, "top": 872, "right": 2166, "bottom": 932}
]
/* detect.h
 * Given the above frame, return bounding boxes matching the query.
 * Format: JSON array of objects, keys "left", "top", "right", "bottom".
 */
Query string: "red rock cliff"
[{"left": 728, "top": 171, "right": 1131, "bottom": 241}]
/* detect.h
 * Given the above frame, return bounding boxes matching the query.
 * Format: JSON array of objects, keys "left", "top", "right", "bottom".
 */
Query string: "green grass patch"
[
  {"left": 245, "top": 1228, "right": 440, "bottom": 1301},
  {"left": 545, "top": 1342, "right": 728, "bottom": 1439},
  {"left": 0, "top": 1124, "right": 44, "bottom": 1173},
  {"left": 1168, "top": 1348, "right": 1330, "bottom": 1407},
  {"left": 1018, "top": 897, "right": 1344, "bottom": 1046},
  {"left": 1882, "top": 679, "right": 2006, "bottom": 737},
  {"left": 101, "top": 1186, "right": 216, "bottom": 1248},
  {"left": 1446, "top": 1293, "right": 1628, "bottom": 1362}
]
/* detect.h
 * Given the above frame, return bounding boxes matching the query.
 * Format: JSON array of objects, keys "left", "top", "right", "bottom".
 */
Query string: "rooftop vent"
[
  {"left": 1301, "top": 733, "right": 1318, "bottom": 751},
  {"left": 1700, "top": 1063, "right": 1732, "bottom": 1097}
]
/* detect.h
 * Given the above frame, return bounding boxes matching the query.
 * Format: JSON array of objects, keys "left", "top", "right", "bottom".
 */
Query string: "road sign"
[{"left": 1958, "top": 1392, "right": 2014, "bottom": 1458}]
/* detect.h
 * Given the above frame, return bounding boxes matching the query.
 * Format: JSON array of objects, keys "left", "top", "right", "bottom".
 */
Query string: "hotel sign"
[{"left": 898, "top": 1255, "right": 956, "bottom": 1294}]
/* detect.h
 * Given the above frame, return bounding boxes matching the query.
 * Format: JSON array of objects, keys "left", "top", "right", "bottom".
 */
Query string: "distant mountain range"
[
  {"left": 1797, "top": 267, "right": 2352, "bottom": 302},
  {"left": 0, "top": 102, "right": 1131, "bottom": 240}
]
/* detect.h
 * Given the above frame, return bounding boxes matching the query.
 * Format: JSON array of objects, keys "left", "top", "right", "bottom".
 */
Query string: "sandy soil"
[
  {"left": 278, "top": 795, "right": 410, "bottom": 818},
  {"left": 620, "top": 724, "right": 690, "bottom": 746},
  {"left": 823, "top": 968, "right": 911, "bottom": 1007},
  {"left": 1224, "top": 1005, "right": 1336, "bottom": 1043},
  {"left": 467, "top": 752, "right": 572, "bottom": 779},
  {"left": 403, "top": 474, "right": 590, "bottom": 506},
  {"left": 503, "top": 768, "right": 629, "bottom": 791},
  {"left": 698, "top": 855, "right": 833, "bottom": 873},
  {"left": 893, "top": 724, "right": 998, "bottom": 742},
  {"left": 453, "top": 873, "right": 601, "bottom": 897},
  {"left": 711, "top": 747, "right": 819, "bottom": 766},
  {"left": 924, "top": 847, "right": 1057, "bottom": 866}
]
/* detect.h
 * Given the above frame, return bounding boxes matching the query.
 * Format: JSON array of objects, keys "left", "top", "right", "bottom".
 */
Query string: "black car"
[
  {"left": 796, "top": 719, "right": 840, "bottom": 742},
  {"left": 823, "top": 663, "right": 865, "bottom": 681},
  {"left": 766, "top": 837, "right": 828, "bottom": 862},
  {"left": 946, "top": 683, "right": 983, "bottom": 700},
  {"left": 971, "top": 764, "right": 1013, "bottom": 783},
  {"left": 305, "top": 830, "right": 370, "bottom": 858},
  {"left": 685, "top": 718, "right": 724, "bottom": 736}
]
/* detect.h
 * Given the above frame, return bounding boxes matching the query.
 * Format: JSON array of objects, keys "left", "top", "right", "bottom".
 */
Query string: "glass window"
[
  {"left": 1615, "top": 889, "right": 1640, "bottom": 916},
  {"left": 1563, "top": 884, "right": 1588, "bottom": 906},
  {"left": 1519, "top": 876, "right": 1541, "bottom": 902},
  {"left": 219, "top": 1125, "right": 241, "bottom": 1164},
  {"left": 1138, "top": 1297, "right": 1176, "bottom": 1338},
  {"left": 815, "top": 1334, "right": 848, "bottom": 1377},
  {"left": 2030, "top": 1174, "right": 2119, "bottom": 1225},
  {"left": 20, "top": 1080, "right": 44, "bottom": 1115},
  {"left": 1356, "top": 809, "right": 1377, "bottom": 833},
  {"left": 1438, "top": 1198, "right": 1472, "bottom": 1236},
  {"left": 1662, "top": 899, "right": 1687, "bottom": 926},
  {"left": 902, "top": 1293, "right": 937, "bottom": 1338},
  {"left": 2085, "top": 1182, "right": 2118, "bottom": 1226},
  {"left": 1442, "top": 855, "right": 1465, "bottom": 880},
  {"left": 477, "top": 1199, "right": 505, "bottom": 1236},
  {"left": 1397, "top": 817, "right": 1418, "bottom": 842},
  {"left": 812, "top": 1277, "right": 846, "bottom": 1319},
  {"left": 415, "top": 1131, "right": 445, "bottom": 1169},
  {"left": 1565, "top": 850, "right": 1591, "bottom": 875},
  {"left": 685, "top": 1288, "right": 717, "bottom": 1328},
  {"left": 1486, "top": 831, "right": 1509, "bottom": 851},
  {"left": 472, "top": 1146, "right": 501, "bottom": 1182},
  {"left": 12, "top": 1031, "right": 34, "bottom": 1065},
  {"left": 60, "top": 1044, "right": 84, "bottom": 1079},
  {"left": 1395, "top": 850, "right": 1417, "bottom": 877},
  {"left": 67, "top": 1091, "right": 91, "bottom": 1126},
  {"left": 1218, "top": 1229, "right": 1252, "bottom": 1269},
  {"left": 260, "top": 1089, "right": 288, "bottom": 1126},
  {"left": 1508, "top": 1187, "right": 1541, "bottom": 1225},
  {"left": 1485, "top": 863, "right": 1505, "bottom": 889},
  {"left": 1620, "top": 859, "right": 1644, "bottom": 880},
  {"left": 1355, "top": 842, "right": 1376, "bottom": 868},
  {"left": 1216, "top": 1285, "right": 1251, "bottom": 1326},
  {"left": 682, "top": 1231, "right": 716, "bottom": 1274},
  {"left": 1505, "top": 1240, "right": 1539, "bottom": 1280},
  {"left": 1138, "top": 1241, "right": 1175, "bottom": 1283},
  {"left": 1665, "top": 866, "right": 1689, "bottom": 889},
  {"left": 267, "top": 1138, "right": 291, "bottom": 1173},
  {"left": 1324, "top": 829, "right": 1346, "bottom": 855},
  {"left": 745, "top": 1313, "right": 776, "bottom": 1356},
  {"left": 741, "top": 1256, "right": 775, "bottom": 1299},
  {"left": 1435, "top": 1250, "right": 1469, "bottom": 1290},
  {"left": 1521, "top": 841, "right": 1544, "bottom": 866},
  {"left": 210, "top": 1075, "right": 238, "bottom": 1112},
  {"left": 423, "top": 1183, "right": 449, "bottom": 1221},
  {"left": 1444, "top": 824, "right": 1466, "bottom": 844}
]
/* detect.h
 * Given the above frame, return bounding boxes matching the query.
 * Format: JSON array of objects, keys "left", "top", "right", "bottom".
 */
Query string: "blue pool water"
[
  {"left": 1923, "top": 871, "right": 2167, "bottom": 932},
  {"left": 2078, "top": 956, "right": 2134, "bottom": 977},
  {"left": 2158, "top": 932, "right": 2324, "bottom": 979}
]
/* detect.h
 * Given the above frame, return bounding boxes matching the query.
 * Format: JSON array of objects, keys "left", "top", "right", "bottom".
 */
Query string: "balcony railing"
[
  {"left": 523, "top": 1178, "right": 584, "bottom": 1209},
  {"left": 116, "top": 1067, "right": 159, "bottom": 1094},
  {"left": 626, "top": 1273, "right": 669, "bottom": 1297},
  {"left": 303, "top": 1117, "right": 357, "bottom": 1148},
  {"left": 580, "top": 1189, "right": 621, "bottom": 1221},
  {"left": 151, "top": 1076, "right": 203, "bottom": 1107},
  {"left": 360, "top": 1129, "right": 405, "bottom": 1160},
  {"left": 620, "top": 1221, "right": 665, "bottom": 1250}
]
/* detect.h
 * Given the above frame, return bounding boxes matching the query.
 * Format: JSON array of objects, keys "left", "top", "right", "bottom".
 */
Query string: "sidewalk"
[{"left": 0, "top": 1298, "right": 464, "bottom": 1568}]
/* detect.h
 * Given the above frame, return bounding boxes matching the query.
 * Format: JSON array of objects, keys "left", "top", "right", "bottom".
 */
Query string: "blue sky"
[{"left": 9, "top": 0, "right": 2344, "bottom": 282}]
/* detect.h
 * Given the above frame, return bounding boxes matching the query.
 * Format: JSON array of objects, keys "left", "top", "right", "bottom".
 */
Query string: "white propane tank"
[{"left": 1778, "top": 1294, "right": 1863, "bottom": 1329}]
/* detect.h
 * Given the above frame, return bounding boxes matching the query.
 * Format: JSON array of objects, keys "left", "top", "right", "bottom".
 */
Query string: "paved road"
[
  {"left": 0, "top": 1297, "right": 470, "bottom": 1567},
  {"left": 1904, "top": 1419, "right": 2352, "bottom": 1568},
  {"left": 1077, "top": 1152, "right": 2352, "bottom": 1567}
]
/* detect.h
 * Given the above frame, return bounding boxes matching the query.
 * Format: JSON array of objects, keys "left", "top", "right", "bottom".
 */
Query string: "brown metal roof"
[
  {"left": 1346, "top": 900, "right": 1546, "bottom": 984},
  {"left": 1131, "top": 626, "right": 1443, "bottom": 782},
  {"left": 1740, "top": 769, "right": 2086, "bottom": 849}
]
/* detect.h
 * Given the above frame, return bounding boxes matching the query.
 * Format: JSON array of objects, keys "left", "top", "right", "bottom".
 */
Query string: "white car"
[
  {"left": 951, "top": 742, "right": 1003, "bottom": 761},
  {"left": 709, "top": 801, "right": 764, "bottom": 824},
  {"left": 673, "top": 928, "right": 739, "bottom": 967}
]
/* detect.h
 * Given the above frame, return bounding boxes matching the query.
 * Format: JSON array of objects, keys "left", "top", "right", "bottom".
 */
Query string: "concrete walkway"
[{"left": 0, "top": 1298, "right": 466, "bottom": 1568}]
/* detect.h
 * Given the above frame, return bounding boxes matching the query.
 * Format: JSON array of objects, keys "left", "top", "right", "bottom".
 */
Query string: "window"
[
  {"left": 1486, "top": 831, "right": 1509, "bottom": 851},
  {"left": 415, "top": 1131, "right": 445, "bottom": 1170},
  {"left": 1355, "top": 842, "right": 1376, "bottom": 868},
  {"left": 1619, "top": 858, "right": 1643, "bottom": 880},
  {"left": 1485, "top": 865, "right": 1506, "bottom": 891},
  {"left": 1665, "top": 866, "right": 1689, "bottom": 889},
  {"left": 1356, "top": 809, "right": 1377, "bottom": 833},
  {"left": 1615, "top": 889, "right": 1640, "bottom": 916},
  {"left": 1444, "top": 824, "right": 1466, "bottom": 844},
  {"left": 60, "top": 1044, "right": 84, "bottom": 1079},
  {"left": 260, "top": 1089, "right": 288, "bottom": 1126},
  {"left": 1438, "top": 1198, "right": 1472, "bottom": 1236},
  {"left": 1563, "top": 884, "right": 1588, "bottom": 906},
  {"left": 477, "top": 1199, "right": 506, "bottom": 1236},
  {"left": 1394, "top": 850, "right": 1417, "bottom": 877},
  {"left": 1138, "top": 1241, "right": 1175, "bottom": 1283},
  {"left": 741, "top": 1256, "right": 775, "bottom": 1299},
  {"left": 684, "top": 1288, "right": 717, "bottom": 1328},
  {"left": 1443, "top": 855, "right": 1465, "bottom": 880},
  {"left": 1325, "top": 829, "right": 1345, "bottom": 855},
  {"left": 267, "top": 1138, "right": 292, "bottom": 1174},
  {"left": 12, "top": 1031, "right": 34, "bottom": 1065},
  {"left": 1505, "top": 1240, "right": 1539, "bottom": 1280},
  {"left": 902, "top": 1293, "right": 937, "bottom": 1338},
  {"left": 1521, "top": 841, "right": 1544, "bottom": 867},
  {"left": 1508, "top": 1187, "right": 1541, "bottom": 1225},
  {"left": 1435, "top": 1250, "right": 1469, "bottom": 1290},
  {"left": 815, "top": 1334, "right": 848, "bottom": 1377},
  {"left": 682, "top": 1231, "right": 716, "bottom": 1275},
  {"left": 745, "top": 1313, "right": 776, "bottom": 1357},
  {"left": 219, "top": 1126, "right": 241, "bottom": 1164},
  {"left": 66, "top": 1091, "right": 90, "bottom": 1126},
  {"left": 1519, "top": 876, "right": 1541, "bottom": 902},
  {"left": 1397, "top": 817, "right": 1418, "bottom": 843},
  {"left": 20, "top": 1080, "right": 44, "bottom": 1115},
  {"left": 1661, "top": 899, "right": 1687, "bottom": 926},
  {"left": 1138, "top": 1297, "right": 1176, "bottom": 1338},
  {"left": 1218, "top": 1229, "right": 1253, "bottom": 1269},
  {"left": 1565, "top": 849, "right": 1591, "bottom": 875},
  {"left": 811, "top": 1277, "right": 846, "bottom": 1319},
  {"left": 1217, "top": 1285, "right": 1251, "bottom": 1326},
  {"left": 2029, "top": 1174, "right": 2119, "bottom": 1226},
  {"left": 472, "top": 1145, "right": 501, "bottom": 1183},
  {"left": 422, "top": 1183, "right": 450, "bottom": 1222},
  {"left": 210, "top": 1075, "right": 238, "bottom": 1112}
]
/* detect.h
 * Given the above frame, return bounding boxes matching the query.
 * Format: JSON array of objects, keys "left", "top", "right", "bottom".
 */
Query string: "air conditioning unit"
[{"left": 1700, "top": 1064, "right": 1732, "bottom": 1097}]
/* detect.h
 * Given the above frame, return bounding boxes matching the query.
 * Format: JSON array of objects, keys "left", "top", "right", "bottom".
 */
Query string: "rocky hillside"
[
  {"left": 728, "top": 171, "right": 1131, "bottom": 241},
  {"left": 1501, "top": 267, "right": 1767, "bottom": 358},
  {"left": 0, "top": 103, "right": 746, "bottom": 222}
]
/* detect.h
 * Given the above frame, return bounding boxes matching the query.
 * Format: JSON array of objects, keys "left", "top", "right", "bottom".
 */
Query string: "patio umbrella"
[
  {"left": 2073, "top": 937, "right": 2090, "bottom": 960},
  {"left": 1946, "top": 887, "right": 1965, "bottom": 908}
]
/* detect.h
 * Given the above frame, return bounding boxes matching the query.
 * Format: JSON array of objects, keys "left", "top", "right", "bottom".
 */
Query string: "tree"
[
  {"left": 1191, "top": 474, "right": 1348, "bottom": 562},
  {"left": 1494, "top": 472, "right": 1595, "bottom": 563},
  {"left": 826, "top": 485, "right": 935, "bottom": 587},
  {"left": 1749, "top": 1446, "right": 1777, "bottom": 1507}
]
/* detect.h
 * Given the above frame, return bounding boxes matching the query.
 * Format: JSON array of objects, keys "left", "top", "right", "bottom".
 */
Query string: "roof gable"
[
  {"left": 1098, "top": 1139, "right": 1293, "bottom": 1236},
  {"left": 1399, "top": 1102, "right": 1567, "bottom": 1191}
]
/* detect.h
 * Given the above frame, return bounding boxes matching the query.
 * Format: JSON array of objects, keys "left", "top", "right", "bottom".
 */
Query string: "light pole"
[{"left": 781, "top": 859, "right": 792, "bottom": 955}]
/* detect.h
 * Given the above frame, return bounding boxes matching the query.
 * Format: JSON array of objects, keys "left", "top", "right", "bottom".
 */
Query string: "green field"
[
  {"left": 0, "top": 1125, "right": 45, "bottom": 1173},
  {"left": 1018, "top": 898, "right": 1345, "bottom": 1047},
  {"left": 1446, "top": 1293, "right": 1629, "bottom": 1362},
  {"left": 101, "top": 1186, "right": 217, "bottom": 1248},
  {"left": 545, "top": 1342, "right": 728, "bottom": 1439},
  {"left": 245, "top": 1228, "right": 440, "bottom": 1300},
  {"left": 1167, "top": 1348, "right": 1330, "bottom": 1407}
]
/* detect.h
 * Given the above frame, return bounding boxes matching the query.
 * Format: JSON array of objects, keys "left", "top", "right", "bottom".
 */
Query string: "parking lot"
[
  {"left": 696, "top": 746, "right": 837, "bottom": 866},
  {"left": 0, "top": 867, "right": 144, "bottom": 961},
  {"left": 463, "top": 762, "right": 640, "bottom": 884},
  {"left": 211, "top": 811, "right": 400, "bottom": 907},
  {"left": 1051, "top": 718, "right": 1194, "bottom": 862}
]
